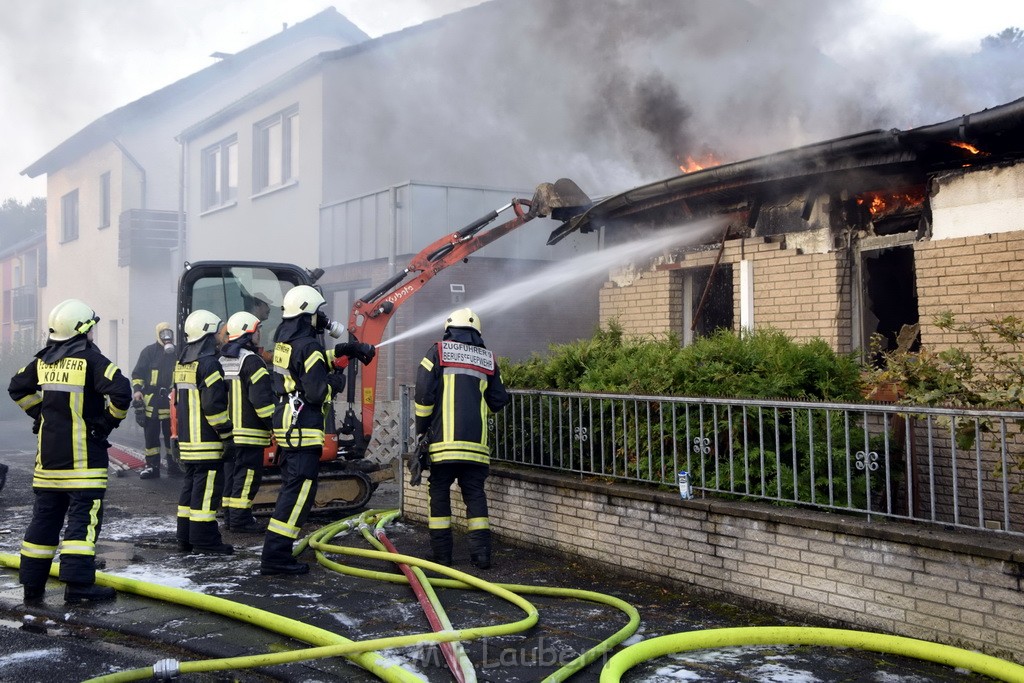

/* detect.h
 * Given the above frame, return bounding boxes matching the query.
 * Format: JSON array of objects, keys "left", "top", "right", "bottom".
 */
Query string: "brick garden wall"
[{"left": 403, "top": 467, "right": 1024, "bottom": 664}]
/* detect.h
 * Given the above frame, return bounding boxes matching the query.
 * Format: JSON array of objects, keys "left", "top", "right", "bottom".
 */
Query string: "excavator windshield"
[{"left": 176, "top": 261, "right": 313, "bottom": 346}]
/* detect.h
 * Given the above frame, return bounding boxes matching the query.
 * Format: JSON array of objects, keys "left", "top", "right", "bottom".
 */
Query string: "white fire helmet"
[
  {"left": 445, "top": 307, "right": 480, "bottom": 333},
  {"left": 48, "top": 299, "right": 99, "bottom": 341},
  {"left": 226, "top": 311, "right": 261, "bottom": 341},
  {"left": 184, "top": 309, "right": 222, "bottom": 344},
  {"left": 282, "top": 285, "right": 325, "bottom": 319}
]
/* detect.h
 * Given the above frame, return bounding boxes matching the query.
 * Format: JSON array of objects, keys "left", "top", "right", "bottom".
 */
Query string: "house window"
[
  {"left": 99, "top": 171, "right": 111, "bottom": 228},
  {"left": 681, "top": 264, "right": 734, "bottom": 345},
  {"left": 61, "top": 189, "right": 79, "bottom": 242},
  {"left": 201, "top": 136, "right": 238, "bottom": 211},
  {"left": 254, "top": 108, "right": 299, "bottom": 193}
]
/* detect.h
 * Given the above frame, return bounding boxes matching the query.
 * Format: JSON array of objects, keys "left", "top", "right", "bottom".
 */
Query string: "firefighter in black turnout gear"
[
  {"left": 174, "top": 309, "right": 234, "bottom": 555},
  {"left": 219, "top": 312, "right": 274, "bottom": 533},
  {"left": 415, "top": 308, "right": 509, "bottom": 569},
  {"left": 133, "top": 322, "right": 179, "bottom": 479},
  {"left": 261, "top": 285, "right": 375, "bottom": 575},
  {"left": 7, "top": 299, "right": 132, "bottom": 604}
]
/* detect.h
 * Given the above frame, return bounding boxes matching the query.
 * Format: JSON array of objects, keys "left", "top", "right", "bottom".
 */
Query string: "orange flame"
[
  {"left": 855, "top": 188, "right": 926, "bottom": 218},
  {"left": 678, "top": 152, "right": 722, "bottom": 174},
  {"left": 949, "top": 140, "right": 987, "bottom": 156}
]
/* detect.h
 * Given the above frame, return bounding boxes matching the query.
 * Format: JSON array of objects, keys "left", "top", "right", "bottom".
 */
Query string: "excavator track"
[{"left": 250, "top": 459, "right": 394, "bottom": 516}]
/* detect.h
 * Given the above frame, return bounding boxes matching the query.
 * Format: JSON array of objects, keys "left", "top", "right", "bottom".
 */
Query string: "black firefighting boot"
[
  {"left": 138, "top": 455, "right": 160, "bottom": 480},
  {"left": 64, "top": 583, "right": 116, "bottom": 604},
  {"left": 429, "top": 529, "right": 453, "bottom": 567},
  {"left": 260, "top": 533, "right": 308, "bottom": 575},
  {"left": 176, "top": 516, "right": 192, "bottom": 553},
  {"left": 190, "top": 520, "right": 233, "bottom": 555},
  {"left": 468, "top": 529, "right": 492, "bottom": 570},
  {"left": 165, "top": 455, "right": 184, "bottom": 479},
  {"left": 23, "top": 584, "right": 44, "bottom": 605},
  {"left": 228, "top": 509, "right": 264, "bottom": 534}
]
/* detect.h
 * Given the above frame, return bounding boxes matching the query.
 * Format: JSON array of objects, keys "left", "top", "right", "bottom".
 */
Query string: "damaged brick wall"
[{"left": 599, "top": 235, "right": 853, "bottom": 352}]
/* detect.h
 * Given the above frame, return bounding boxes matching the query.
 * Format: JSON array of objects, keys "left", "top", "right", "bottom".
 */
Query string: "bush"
[
  {"left": 503, "top": 323, "right": 864, "bottom": 401},
  {"left": 499, "top": 325, "right": 874, "bottom": 509}
]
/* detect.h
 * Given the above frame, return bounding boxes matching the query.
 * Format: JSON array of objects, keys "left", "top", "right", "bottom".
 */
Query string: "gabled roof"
[
  {"left": 0, "top": 232, "right": 45, "bottom": 261},
  {"left": 547, "top": 95, "right": 1024, "bottom": 244},
  {"left": 21, "top": 8, "right": 368, "bottom": 178},
  {"left": 178, "top": 1, "right": 499, "bottom": 141}
]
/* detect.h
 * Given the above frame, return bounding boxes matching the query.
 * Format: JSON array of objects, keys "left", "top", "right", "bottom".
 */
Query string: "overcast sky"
[{"left": 1, "top": 0, "right": 1021, "bottom": 203}]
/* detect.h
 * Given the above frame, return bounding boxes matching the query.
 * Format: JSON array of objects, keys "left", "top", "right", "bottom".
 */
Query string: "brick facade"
[
  {"left": 403, "top": 468, "right": 1024, "bottom": 663},
  {"left": 915, "top": 230, "right": 1024, "bottom": 353},
  {"left": 600, "top": 236, "right": 853, "bottom": 352}
]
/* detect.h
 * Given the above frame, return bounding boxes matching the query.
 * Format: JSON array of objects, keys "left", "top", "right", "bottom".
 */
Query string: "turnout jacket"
[
  {"left": 8, "top": 336, "right": 132, "bottom": 489},
  {"left": 174, "top": 340, "right": 232, "bottom": 461},
  {"left": 414, "top": 328, "right": 510, "bottom": 465},
  {"left": 220, "top": 340, "right": 274, "bottom": 447},
  {"left": 271, "top": 321, "right": 342, "bottom": 449},
  {"left": 131, "top": 341, "right": 176, "bottom": 419}
]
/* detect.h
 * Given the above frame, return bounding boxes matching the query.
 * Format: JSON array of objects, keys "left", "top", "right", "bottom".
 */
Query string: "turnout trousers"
[
  {"left": 261, "top": 447, "right": 320, "bottom": 566},
  {"left": 222, "top": 445, "right": 264, "bottom": 527},
  {"left": 427, "top": 462, "right": 490, "bottom": 562},
  {"left": 143, "top": 414, "right": 173, "bottom": 471},
  {"left": 20, "top": 487, "right": 105, "bottom": 589},
  {"left": 177, "top": 460, "right": 226, "bottom": 549}
]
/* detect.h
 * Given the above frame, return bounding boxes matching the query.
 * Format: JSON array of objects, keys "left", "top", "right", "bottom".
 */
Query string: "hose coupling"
[{"left": 153, "top": 658, "right": 181, "bottom": 680}]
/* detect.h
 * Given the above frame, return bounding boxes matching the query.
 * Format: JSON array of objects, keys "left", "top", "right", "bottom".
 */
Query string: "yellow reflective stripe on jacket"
[
  {"left": 104, "top": 362, "right": 119, "bottom": 381},
  {"left": 272, "top": 427, "right": 326, "bottom": 447},
  {"left": 16, "top": 393, "right": 41, "bottom": 410},
  {"left": 32, "top": 466, "right": 107, "bottom": 489},
  {"left": 420, "top": 357, "right": 434, "bottom": 372},
  {"left": 303, "top": 352, "right": 324, "bottom": 373},
  {"left": 70, "top": 392, "right": 88, "bottom": 469},
  {"left": 442, "top": 374, "right": 456, "bottom": 441},
  {"left": 414, "top": 401, "right": 433, "bottom": 418},
  {"left": 430, "top": 451, "right": 490, "bottom": 465}
]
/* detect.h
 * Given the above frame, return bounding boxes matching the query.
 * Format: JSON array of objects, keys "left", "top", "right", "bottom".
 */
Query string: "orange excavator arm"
[{"left": 337, "top": 178, "right": 590, "bottom": 459}]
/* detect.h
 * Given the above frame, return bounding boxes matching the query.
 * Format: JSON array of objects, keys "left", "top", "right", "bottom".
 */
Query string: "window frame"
[
  {"left": 60, "top": 189, "right": 79, "bottom": 243},
  {"left": 200, "top": 135, "right": 238, "bottom": 213},
  {"left": 253, "top": 106, "right": 299, "bottom": 195}
]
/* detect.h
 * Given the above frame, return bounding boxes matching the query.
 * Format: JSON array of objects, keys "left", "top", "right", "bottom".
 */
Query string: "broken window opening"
[{"left": 861, "top": 246, "right": 920, "bottom": 367}]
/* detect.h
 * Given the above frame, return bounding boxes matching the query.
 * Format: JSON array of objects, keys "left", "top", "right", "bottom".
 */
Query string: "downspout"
[
  {"left": 386, "top": 185, "right": 398, "bottom": 401},
  {"left": 177, "top": 138, "right": 187, "bottom": 263},
  {"left": 111, "top": 138, "right": 146, "bottom": 210}
]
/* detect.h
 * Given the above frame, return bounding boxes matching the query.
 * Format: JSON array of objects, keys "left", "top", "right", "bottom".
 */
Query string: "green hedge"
[{"left": 503, "top": 322, "right": 864, "bottom": 401}]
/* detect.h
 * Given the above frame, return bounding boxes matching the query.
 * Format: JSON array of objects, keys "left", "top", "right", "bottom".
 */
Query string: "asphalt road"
[{"left": 0, "top": 415, "right": 1000, "bottom": 682}]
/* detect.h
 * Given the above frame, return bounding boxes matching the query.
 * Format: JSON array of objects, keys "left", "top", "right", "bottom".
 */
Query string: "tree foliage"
[
  {"left": 981, "top": 27, "right": 1024, "bottom": 52},
  {"left": 0, "top": 197, "right": 46, "bottom": 250}
]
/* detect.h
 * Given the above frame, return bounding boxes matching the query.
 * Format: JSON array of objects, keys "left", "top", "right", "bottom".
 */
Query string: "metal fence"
[{"left": 488, "top": 390, "right": 1024, "bottom": 537}]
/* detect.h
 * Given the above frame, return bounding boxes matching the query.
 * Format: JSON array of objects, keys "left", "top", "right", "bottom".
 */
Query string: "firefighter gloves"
[{"left": 335, "top": 342, "right": 376, "bottom": 365}]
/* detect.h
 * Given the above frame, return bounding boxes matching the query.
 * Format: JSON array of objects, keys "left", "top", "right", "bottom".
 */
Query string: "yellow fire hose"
[
  {"left": 598, "top": 626, "right": 1024, "bottom": 683},
  {"left": 4, "top": 508, "right": 1021, "bottom": 682}
]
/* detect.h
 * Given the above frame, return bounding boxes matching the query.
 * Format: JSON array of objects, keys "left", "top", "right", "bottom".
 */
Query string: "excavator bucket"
[{"left": 529, "top": 178, "right": 592, "bottom": 219}]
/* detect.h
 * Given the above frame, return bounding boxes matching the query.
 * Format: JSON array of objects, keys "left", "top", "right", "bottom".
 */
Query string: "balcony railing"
[
  {"left": 11, "top": 284, "right": 36, "bottom": 323},
  {"left": 118, "top": 209, "right": 181, "bottom": 267}
]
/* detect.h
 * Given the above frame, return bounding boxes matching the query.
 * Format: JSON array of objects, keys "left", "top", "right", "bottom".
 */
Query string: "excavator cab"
[{"left": 174, "top": 260, "right": 384, "bottom": 513}]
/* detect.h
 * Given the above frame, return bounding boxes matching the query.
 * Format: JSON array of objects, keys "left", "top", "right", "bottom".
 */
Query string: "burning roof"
[{"left": 548, "top": 95, "right": 1024, "bottom": 244}]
